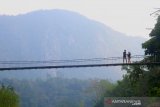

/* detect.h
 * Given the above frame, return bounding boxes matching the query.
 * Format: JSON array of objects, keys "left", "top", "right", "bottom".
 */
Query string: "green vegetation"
[
  {"left": 143, "top": 16, "right": 160, "bottom": 62},
  {"left": 0, "top": 85, "right": 19, "bottom": 107},
  {"left": 0, "top": 77, "right": 115, "bottom": 107},
  {"left": 94, "top": 16, "right": 160, "bottom": 107}
]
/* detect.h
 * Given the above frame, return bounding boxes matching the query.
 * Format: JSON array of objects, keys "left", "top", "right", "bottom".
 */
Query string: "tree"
[
  {"left": 142, "top": 15, "right": 160, "bottom": 96},
  {"left": 94, "top": 15, "right": 160, "bottom": 107},
  {"left": 142, "top": 16, "right": 160, "bottom": 62}
]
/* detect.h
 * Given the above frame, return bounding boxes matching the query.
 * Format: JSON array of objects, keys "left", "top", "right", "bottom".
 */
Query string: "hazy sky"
[{"left": 0, "top": 0, "right": 160, "bottom": 38}]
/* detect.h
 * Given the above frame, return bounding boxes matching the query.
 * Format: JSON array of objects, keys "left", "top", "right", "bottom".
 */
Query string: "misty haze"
[{"left": 0, "top": 1, "right": 159, "bottom": 106}]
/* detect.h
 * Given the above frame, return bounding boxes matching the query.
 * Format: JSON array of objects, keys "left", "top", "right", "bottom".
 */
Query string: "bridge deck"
[{"left": 0, "top": 62, "right": 159, "bottom": 71}]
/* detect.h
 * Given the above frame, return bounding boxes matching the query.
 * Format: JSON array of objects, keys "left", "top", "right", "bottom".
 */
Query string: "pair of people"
[{"left": 123, "top": 50, "right": 131, "bottom": 63}]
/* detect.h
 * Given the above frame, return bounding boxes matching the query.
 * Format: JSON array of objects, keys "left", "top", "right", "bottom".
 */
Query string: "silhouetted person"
[
  {"left": 127, "top": 52, "right": 131, "bottom": 63},
  {"left": 123, "top": 50, "right": 127, "bottom": 63}
]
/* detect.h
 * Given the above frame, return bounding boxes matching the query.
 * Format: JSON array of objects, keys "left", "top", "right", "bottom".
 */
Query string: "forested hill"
[
  {"left": 0, "top": 9, "right": 146, "bottom": 80},
  {"left": 0, "top": 77, "right": 114, "bottom": 107},
  {"left": 0, "top": 9, "right": 145, "bottom": 60}
]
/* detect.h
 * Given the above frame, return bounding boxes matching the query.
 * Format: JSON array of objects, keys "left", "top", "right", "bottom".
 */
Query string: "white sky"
[{"left": 0, "top": 0, "right": 160, "bottom": 38}]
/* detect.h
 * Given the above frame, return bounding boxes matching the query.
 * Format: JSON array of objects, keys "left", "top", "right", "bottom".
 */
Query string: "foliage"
[
  {"left": 150, "top": 16, "right": 160, "bottom": 37},
  {"left": 1, "top": 77, "right": 105, "bottom": 107},
  {"left": 0, "top": 85, "right": 19, "bottom": 107},
  {"left": 142, "top": 16, "right": 160, "bottom": 62},
  {"left": 86, "top": 79, "right": 115, "bottom": 106},
  {"left": 0, "top": 77, "right": 116, "bottom": 107},
  {"left": 94, "top": 15, "right": 160, "bottom": 107}
]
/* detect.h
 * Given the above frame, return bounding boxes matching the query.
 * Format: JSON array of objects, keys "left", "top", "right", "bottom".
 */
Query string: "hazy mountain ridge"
[{"left": 0, "top": 9, "right": 146, "bottom": 80}]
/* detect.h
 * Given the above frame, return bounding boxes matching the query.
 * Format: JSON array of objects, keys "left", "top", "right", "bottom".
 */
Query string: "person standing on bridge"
[
  {"left": 127, "top": 52, "right": 131, "bottom": 63},
  {"left": 123, "top": 50, "right": 127, "bottom": 63}
]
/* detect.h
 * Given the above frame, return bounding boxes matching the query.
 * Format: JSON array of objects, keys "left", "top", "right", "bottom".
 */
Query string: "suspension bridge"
[{"left": 0, "top": 55, "right": 159, "bottom": 71}]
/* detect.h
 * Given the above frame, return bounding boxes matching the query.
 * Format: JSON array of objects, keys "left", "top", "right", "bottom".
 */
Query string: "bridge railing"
[{"left": 0, "top": 55, "right": 147, "bottom": 68}]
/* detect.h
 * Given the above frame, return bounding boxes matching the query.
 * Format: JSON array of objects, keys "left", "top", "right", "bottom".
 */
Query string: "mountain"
[{"left": 0, "top": 9, "right": 146, "bottom": 80}]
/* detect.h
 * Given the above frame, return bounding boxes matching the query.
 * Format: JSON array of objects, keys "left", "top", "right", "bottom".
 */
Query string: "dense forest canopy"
[{"left": 0, "top": 77, "right": 115, "bottom": 107}]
